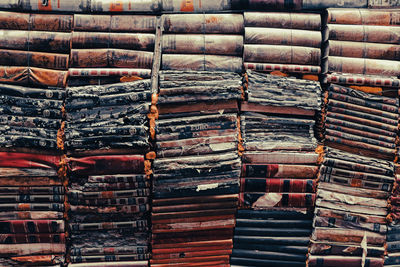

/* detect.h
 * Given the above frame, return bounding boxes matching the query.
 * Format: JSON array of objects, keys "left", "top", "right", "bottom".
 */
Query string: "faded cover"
[
  {"left": 0, "top": 66, "right": 67, "bottom": 88},
  {"left": 246, "top": 70, "right": 322, "bottom": 111},
  {"left": 158, "top": 70, "right": 242, "bottom": 104},
  {"left": 65, "top": 80, "right": 151, "bottom": 152},
  {"left": 67, "top": 155, "right": 144, "bottom": 175}
]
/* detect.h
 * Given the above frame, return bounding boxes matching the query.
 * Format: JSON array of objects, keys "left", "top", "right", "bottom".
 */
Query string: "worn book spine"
[
  {"left": 309, "top": 241, "right": 384, "bottom": 256},
  {"left": 327, "top": 73, "right": 400, "bottom": 88},
  {"left": 326, "top": 128, "right": 395, "bottom": 149},
  {"left": 240, "top": 192, "right": 316, "bottom": 208},
  {"left": 320, "top": 173, "right": 392, "bottom": 191},
  {"left": 71, "top": 254, "right": 150, "bottom": 263},
  {"left": 0, "top": 243, "right": 65, "bottom": 256},
  {"left": 0, "top": 152, "right": 60, "bottom": 168},
  {"left": 313, "top": 216, "right": 386, "bottom": 233},
  {"left": 70, "top": 196, "right": 148, "bottom": 206},
  {"left": 327, "top": 8, "right": 400, "bottom": 25},
  {"left": 244, "top": 12, "right": 321, "bottom": 30},
  {"left": 67, "top": 155, "right": 144, "bottom": 175},
  {"left": 68, "top": 68, "right": 152, "bottom": 79},
  {"left": 161, "top": 54, "right": 243, "bottom": 73},
  {"left": 244, "top": 44, "right": 321, "bottom": 65},
  {"left": 326, "top": 123, "right": 395, "bottom": 144},
  {"left": 241, "top": 178, "right": 316, "bottom": 193},
  {"left": 69, "top": 189, "right": 150, "bottom": 201},
  {"left": 152, "top": 199, "right": 236, "bottom": 213},
  {"left": 312, "top": 228, "right": 385, "bottom": 245},
  {"left": 71, "top": 246, "right": 148, "bottom": 256},
  {"left": 70, "top": 204, "right": 149, "bottom": 214},
  {"left": 0, "top": 30, "right": 71, "bottom": 53},
  {"left": 0, "top": 220, "right": 64, "bottom": 234},
  {"left": 242, "top": 164, "right": 318, "bottom": 178},
  {"left": 247, "top": 0, "right": 302, "bottom": 10},
  {"left": 323, "top": 156, "right": 394, "bottom": 176},
  {"left": 0, "top": 233, "right": 65, "bottom": 244},
  {"left": 242, "top": 152, "right": 318, "bottom": 164},
  {"left": 328, "top": 40, "right": 400, "bottom": 60},
  {"left": 320, "top": 165, "right": 394, "bottom": 183},
  {"left": 0, "top": 194, "right": 64, "bottom": 203},
  {"left": 319, "top": 181, "right": 390, "bottom": 199},
  {"left": 162, "top": 14, "right": 244, "bottom": 34},
  {"left": 0, "top": 66, "right": 67, "bottom": 88},
  {"left": 0, "top": 167, "right": 58, "bottom": 178},
  {"left": 328, "top": 98, "right": 398, "bottom": 120},
  {"left": 235, "top": 218, "right": 311, "bottom": 229},
  {"left": 327, "top": 108, "right": 397, "bottom": 130},
  {"left": 0, "top": 12, "right": 73, "bottom": 32},
  {"left": 302, "top": 0, "right": 367, "bottom": 8},
  {"left": 70, "top": 49, "right": 153, "bottom": 69},
  {"left": 234, "top": 226, "right": 311, "bottom": 237},
  {"left": 328, "top": 88, "right": 399, "bottom": 113},
  {"left": 327, "top": 56, "right": 400, "bottom": 77},
  {"left": 152, "top": 194, "right": 238, "bottom": 206},
  {"left": 245, "top": 27, "right": 321, "bottom": 47},
  {"left": 0, "top": 177, "right": 62, "bottom": 187},
  {"left": 72, "top": 32, "right": 155, "bottom": 51},
  {"left": 70, "top": 220, "right": 148, "bottom": 232},
  {"left": 161, "top": 0, "right": 241, "bottom": 12},
  {"left": 0, "top": 186, "right": 64, "bottom": 195},
  {"left": 325, "top": 135, "right": 395, "bottom": 159},
  {"left": 326, "top": 117, "right": 396, "bottom": 138},
  {"left": 71, "top": 181, "right": 149, "bottom": 191},
  {"left": 0, "top": 49, "right": 68, "bottom": 70},
  {"left": 162, "top": 34, "right": 243, "bottom": 56},
  {"left": 325, "top": 24, "right": 400, "bottom": 44},
  {"left": 0, "top": 203, "right": 64, "bottom": 212},
  {"left": 153, "top": 219, "right": 235, "bottom": 233},
  {"left": 308, "top": 255, "right": 383, "bottom": 267},
  {"left": 244, "top": 62, "right": 321, "bottom": 74},
  {"left": 73, "top": 14, "right": 156, "bottom": 32},
  {"left": 317, "top": 198, "right": 387, "bottom": 216}
]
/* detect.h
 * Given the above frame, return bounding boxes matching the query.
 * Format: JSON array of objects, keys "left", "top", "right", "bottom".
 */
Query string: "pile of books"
[
  {"left": 68, "top": 14, "right": 155, "bottom": 86},
  {"left": 161, "top": 14, "right": 243, "bottom": 73},
  {"left": 151, "top": 70, "right": 242, "bottom": 266},
  {"left": 232, "top": 70, "right": 321, "bottom": 266}
]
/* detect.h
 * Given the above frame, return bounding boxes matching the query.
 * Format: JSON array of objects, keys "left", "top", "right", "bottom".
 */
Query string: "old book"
[
  {"left": 162, "top": 34, "right": 243, "bottom": 56},
  {"left": 244, "top": 44, "right": 321, "bottom": 65},
  {"left": 0, "top": 11, "right": 73, "bottom": 32},
  {"left": 327, "top": 8, "right": 400, "bottom": 25},
  {"left": 244, "top": 12, "right": 321, "bottom": 30},
  {"left": 72, "top": 32, "right": 155, "bottom": 51},
  {"left": 0, "top": 30, "right": 71, "bottom": 53},
  {"left": 0, "top": 220, "right": 64, "bottom": 234},
  {"left": 245, "top": 28, "right": 321, "bottom": 47},
  {"left": 67, "top": 155, "right": 144, "bottom": 175},
  {"left": 161, "top": 54, "right": 242, "bottom": 73},
  {"left": 73, "top": 14, "right": 156, "bottom": 33},
  {"left": 308, "top": 255, "right": 383, "bottom": 267},
  {"left": 162, "top": 14, "right": 243, "bottom": 34},
  {"left": 241, "top": 178, "right": 316, "bottom": 193},
  {"left": 0, "top": 49, "right": 69, "bottom": 70},
  {"left": 240, "top": 192, "right": 315, "bottom": 208},
  {"left": 70, "top": 49, "right": 153, "bottom": 69},
  {"left": 0, "top": 66, "right": 67, "bottom": 88}
]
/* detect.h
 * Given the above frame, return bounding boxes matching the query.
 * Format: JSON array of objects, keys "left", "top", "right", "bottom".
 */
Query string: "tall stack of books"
[{"left": 151, "top": 70, "right": 243, "bottom": 266}]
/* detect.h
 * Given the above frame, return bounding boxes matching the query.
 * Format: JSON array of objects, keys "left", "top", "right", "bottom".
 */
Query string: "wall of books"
[{"left": 0, "top": 1, "right": 400, "bottom": 266}]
